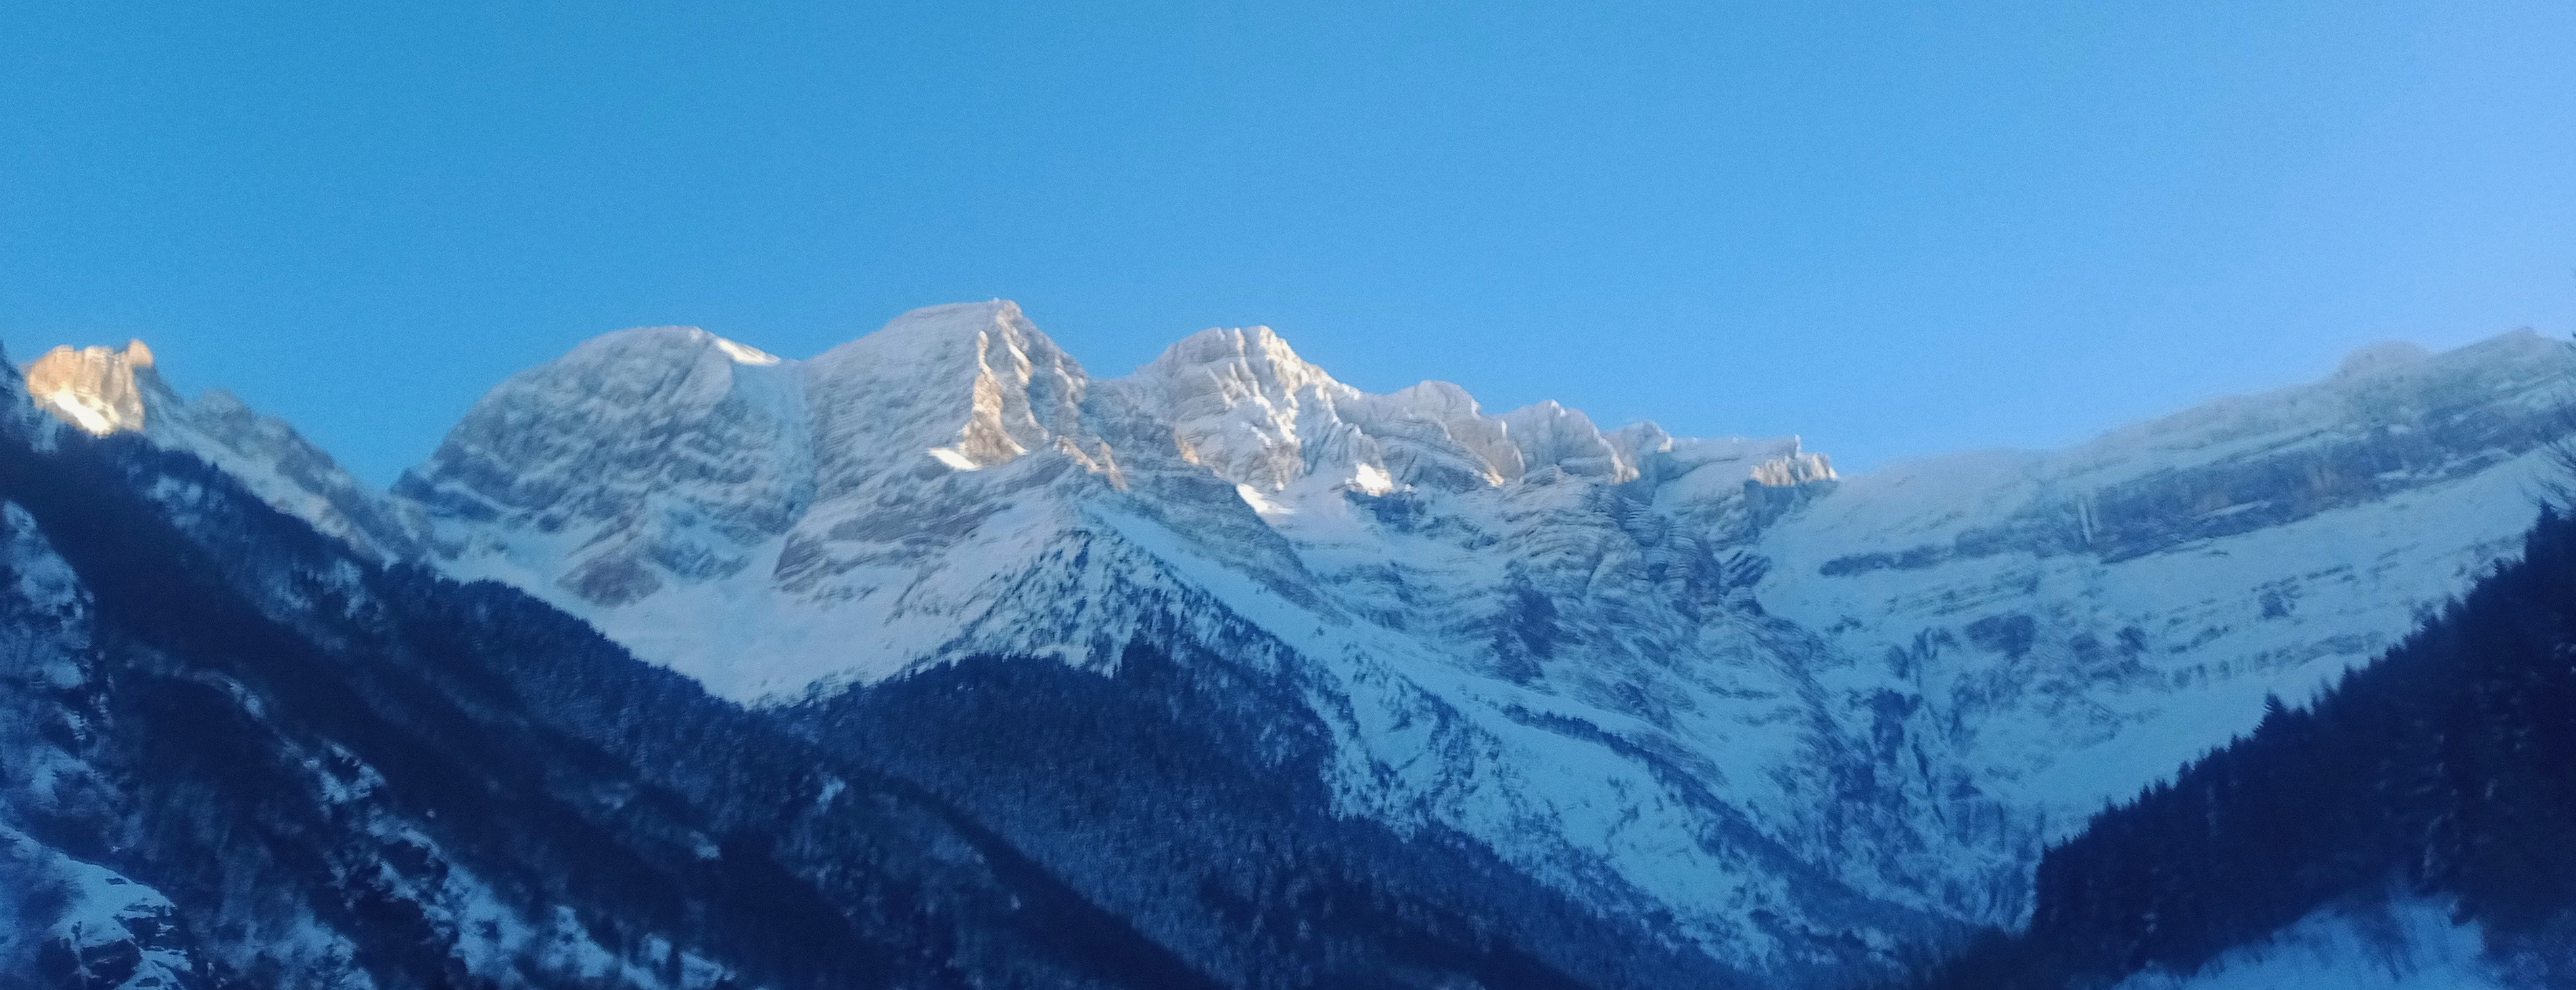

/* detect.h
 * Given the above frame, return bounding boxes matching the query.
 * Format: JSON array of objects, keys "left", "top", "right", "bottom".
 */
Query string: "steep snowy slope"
[{"left": 1757, "top": 331, "right": 2575, "bottom": 849}]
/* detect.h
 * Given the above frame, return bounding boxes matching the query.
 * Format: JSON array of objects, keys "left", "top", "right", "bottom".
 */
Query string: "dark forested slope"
[
  {"left": 795, "top": 641, "right": 1748, "bottom": 990},
  {"left": 0, "top": 396, "right": 1230, "bottom": 988}
]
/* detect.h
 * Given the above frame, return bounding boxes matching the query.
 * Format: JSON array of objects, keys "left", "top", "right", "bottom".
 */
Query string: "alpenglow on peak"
[{"left": 24, "top": 339, "right": 156, "bottom": 435}]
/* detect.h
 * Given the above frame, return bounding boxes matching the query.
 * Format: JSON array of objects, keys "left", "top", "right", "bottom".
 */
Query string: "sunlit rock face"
[
  {"left": 18, "top": 337, "right": 423, "bottom": 562},
  {"left": 24, "top": 339, "right": 154, "bottom": 435}
]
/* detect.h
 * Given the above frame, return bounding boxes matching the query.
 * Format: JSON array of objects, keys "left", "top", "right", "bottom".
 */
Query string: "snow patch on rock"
[{"left": 2114, "top": 896, "right": 2504, "bottom": 990}]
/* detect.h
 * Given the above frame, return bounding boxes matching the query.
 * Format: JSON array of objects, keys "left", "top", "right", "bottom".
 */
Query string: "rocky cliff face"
[
  {"left": 24, "top": 341, "right": 154, "bottom": 435},
  {"left": 1757, "top": 329, "right": 2576, "bottom": 869}
]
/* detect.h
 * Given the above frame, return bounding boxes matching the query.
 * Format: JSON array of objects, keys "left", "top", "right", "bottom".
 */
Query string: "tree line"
[{"left": 1910, "top": 507, "right": 2576, "bottom": 988}]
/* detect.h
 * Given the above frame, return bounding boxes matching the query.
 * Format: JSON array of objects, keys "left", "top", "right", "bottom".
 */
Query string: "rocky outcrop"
[{"left": 23, "top": 340, "right": 154, "bottom": 436}]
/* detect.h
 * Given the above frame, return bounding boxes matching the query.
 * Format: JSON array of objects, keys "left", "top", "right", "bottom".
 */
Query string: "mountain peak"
[
  {"left": 851, "top": 299, "right": 1033, "bottom": 350},
  {"left": 23, "top": 339, "right": 158, "bottom": 435},
  {"left": 805, "top": 299, "right": 1088, "bottom": 476},
  {"left": 1142, "top": 325, "right": 1338, "bottom": 397},
  {"left": 557, "top": 323, "right": 766, "bottom": 367},
  {"left": 1497, "top": 400, "right": 1637, "bottom": 481}
]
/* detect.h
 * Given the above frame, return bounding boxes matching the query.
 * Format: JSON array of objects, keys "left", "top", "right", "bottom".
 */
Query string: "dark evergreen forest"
[
  {"left": 1909, "top": 508, "right": 2576, "bottom": 989},
  {"left": 795, "top": 640, "right": 1742, "bottom": 990}
]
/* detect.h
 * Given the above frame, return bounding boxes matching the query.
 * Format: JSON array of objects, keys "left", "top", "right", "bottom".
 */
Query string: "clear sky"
[{"left": 4, "top": 1, "right": 2571, "bottom": 485}]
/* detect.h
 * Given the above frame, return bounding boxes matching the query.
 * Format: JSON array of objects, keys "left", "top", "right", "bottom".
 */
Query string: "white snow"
[
  {"left": 1236, "top": 483, "right": 1293, "bottom": 516},
  {"left": 927, "top": 447, "right": 983, "bottom": 471},
  {"left": 35, "top": 387, "right": 122, "bottom": 435},
  {"left": 0, "top": 820, "right": 196, "bottom": 990},
  {"left": 2115, "top": 896, "right": 2503, "bottom": 990},
  {"left": 713, "top": 337, "right": 782, "bottom": 365},
  {"left": 1758, "top": 329, "right": 2575, "bottom": 847}
]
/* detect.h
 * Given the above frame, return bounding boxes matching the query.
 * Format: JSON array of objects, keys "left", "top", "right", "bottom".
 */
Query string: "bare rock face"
[{"left": 23, "top": 340, "right": 154, "bottom": 435}]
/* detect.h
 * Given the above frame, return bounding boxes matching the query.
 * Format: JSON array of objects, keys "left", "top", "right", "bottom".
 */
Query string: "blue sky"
[{"left": 4, "top": 1, "right": 2571, "bottom": 484}]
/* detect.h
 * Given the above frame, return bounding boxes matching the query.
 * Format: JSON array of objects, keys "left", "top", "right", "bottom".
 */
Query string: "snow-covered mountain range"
[{"left": 14, "top": 301, "right": 2571, "bottom": 985}]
